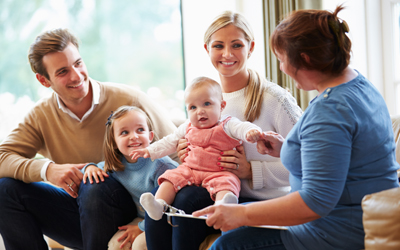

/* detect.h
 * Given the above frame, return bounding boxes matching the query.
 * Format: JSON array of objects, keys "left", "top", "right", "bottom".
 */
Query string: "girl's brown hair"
[
  {"left": 103, "top": 106, "right": 155, "bottom": 172},
  {"left": 270, "top": 5, "right": 351, "bottom": 76},
  {"left": 204, "top": 11, "right": 265, "bottom": 122}
]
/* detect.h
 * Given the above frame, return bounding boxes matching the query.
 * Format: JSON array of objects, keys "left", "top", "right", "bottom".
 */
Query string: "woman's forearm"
[{"left": 244, "top": 191, "right": 320, "bottom": 226}]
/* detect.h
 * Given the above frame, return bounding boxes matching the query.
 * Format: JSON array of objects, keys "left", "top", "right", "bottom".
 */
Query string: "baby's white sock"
[
  {"left": 140, "top": 192, "right": 166, "bottom": 220},
  {"left": 215, "top": 192, "right": 238, "bottom": 205}
]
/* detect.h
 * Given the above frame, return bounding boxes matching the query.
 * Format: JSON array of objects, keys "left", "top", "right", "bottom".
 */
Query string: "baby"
[{"left": 131, "top": 76, "right": 262, "bottom": 220}]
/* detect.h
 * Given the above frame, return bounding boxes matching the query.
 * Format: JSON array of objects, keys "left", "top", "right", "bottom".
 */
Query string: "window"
[
  {"left": 324, "top": 0, "right": 400, "bottom": 115},
  {"left": 0, "top": 0, "right": 184, "bottom": 141},
  {"left": 382, "top": 0, "right": 400, "bottom": 115}
]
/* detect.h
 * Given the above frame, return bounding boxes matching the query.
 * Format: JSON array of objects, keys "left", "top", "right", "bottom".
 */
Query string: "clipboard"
[{"left": 164, "top": 212, "right": 288, "bottom": 230}]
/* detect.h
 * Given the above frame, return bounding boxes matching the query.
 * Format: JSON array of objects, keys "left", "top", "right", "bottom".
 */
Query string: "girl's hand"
[
  {"left": 83, "top": 165, "right": 109, "bottom": 184},
  {"left": 257, "top": 131, "right": 284, "bottom": 158},
  {"left": 218, "top": 145, "right": 252, "bottom": 179},
  {"left": 193, "top": 204, "right": 247, "bottom": 232},
  {"left": 177, "top": 139, "right": 190, "bottom": 162},
  {"left": 117, "top": 224, "right": 142, "bottom": 249}
]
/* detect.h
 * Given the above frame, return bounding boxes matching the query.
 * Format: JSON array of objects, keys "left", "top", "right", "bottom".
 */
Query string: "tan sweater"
[{"left": 0, "top": 80, "right": 177, "bottom": 183}]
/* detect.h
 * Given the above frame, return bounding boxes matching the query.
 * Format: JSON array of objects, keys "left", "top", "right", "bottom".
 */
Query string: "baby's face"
[{"left": 185, "top": 85, "right": 224, "bottom": 129}]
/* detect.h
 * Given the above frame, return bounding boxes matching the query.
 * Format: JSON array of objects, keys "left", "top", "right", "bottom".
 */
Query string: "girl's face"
[
  {"left": 204, "top": 24, "right": 254, "bottom": 79},
  {"left": 113, "top": 110, "right": 154, "bottom": 163},
  {"left": 185, "top": 84, "right": 226, "bottom": 129}
]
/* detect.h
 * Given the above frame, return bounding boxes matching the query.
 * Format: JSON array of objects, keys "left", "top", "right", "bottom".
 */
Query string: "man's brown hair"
[{"left": 28, "top": 28, "right": 79, "bottom": 79}]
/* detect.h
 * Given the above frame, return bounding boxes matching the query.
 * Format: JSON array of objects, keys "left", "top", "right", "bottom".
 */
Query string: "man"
[{"left": 0, "top": 28, "right": 177, "bottom": 250}]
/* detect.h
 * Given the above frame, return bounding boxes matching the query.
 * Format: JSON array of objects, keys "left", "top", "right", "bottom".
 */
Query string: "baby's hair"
[
  {"left": 185, "top": 76, "right": 222, "bottom": 101},
  {"left": 103, "top": 105, "right": 155, "bottom": 172}
]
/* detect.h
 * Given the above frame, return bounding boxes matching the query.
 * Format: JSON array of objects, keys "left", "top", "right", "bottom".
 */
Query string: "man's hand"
[{"left": 46, "top": 163, "right": 85, "bottom": 198}]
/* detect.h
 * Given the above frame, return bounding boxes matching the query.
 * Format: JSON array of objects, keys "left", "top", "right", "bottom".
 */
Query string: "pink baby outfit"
[{"left": 158, "top": 116, "right": 242, "bottom": 200}]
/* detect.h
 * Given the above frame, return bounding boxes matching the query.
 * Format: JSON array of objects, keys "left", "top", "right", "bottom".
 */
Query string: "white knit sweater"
[{"left": 222, "top": 82, "right": 303, "bottom": 200}]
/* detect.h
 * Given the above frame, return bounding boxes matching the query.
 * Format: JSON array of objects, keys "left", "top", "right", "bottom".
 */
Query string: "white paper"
[{"left": 164, "top": 213, "right": 288, "bottom": 230}]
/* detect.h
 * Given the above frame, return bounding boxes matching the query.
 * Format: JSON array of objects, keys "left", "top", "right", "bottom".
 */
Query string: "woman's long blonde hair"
[
  {"left": 204, "top": 11, "right": 266, "bottom": 122},
  {"left": 103, "top": 106, "right": 155, "bottom": 172}
]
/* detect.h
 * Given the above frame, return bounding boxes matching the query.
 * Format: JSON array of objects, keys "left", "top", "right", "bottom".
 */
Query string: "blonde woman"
[{"left": 145, "top": 11, "right": 303, "bottom": 250}]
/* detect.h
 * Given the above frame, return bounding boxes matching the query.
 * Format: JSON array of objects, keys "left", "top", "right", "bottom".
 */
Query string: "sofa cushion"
[{"left": 362, "top": 187, "right": 400, "bottom": 250}]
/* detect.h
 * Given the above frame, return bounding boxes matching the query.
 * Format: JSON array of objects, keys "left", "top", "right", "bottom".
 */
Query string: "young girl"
[
  {"left": 130, "top": 76, "right": 262, "bottom": 221},
  {"left": 82, "top": 106, "right": 178, "bottom": 250}
]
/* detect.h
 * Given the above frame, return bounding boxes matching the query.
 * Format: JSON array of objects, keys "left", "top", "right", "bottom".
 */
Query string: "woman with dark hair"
[{"left": 193, "top": 5, "right": 399, "bottom": 250}]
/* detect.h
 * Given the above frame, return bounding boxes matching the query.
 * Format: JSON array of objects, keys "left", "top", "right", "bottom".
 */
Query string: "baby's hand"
[
  {"left": 246, "top": 129, "right": 261, "bottom": 143},
  {"left": 83, "top": 165, "right": 109, "bottom": 184},
  {"left": 130, "top": 148, "right": 150, "bottom": 160}
]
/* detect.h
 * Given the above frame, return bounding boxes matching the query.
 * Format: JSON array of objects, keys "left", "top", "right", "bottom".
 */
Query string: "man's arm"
[
  {"left": 0, "top": 108, "right": 47, "bottom": 182},
  {"left": 0, "top": 104, "right": 85, "bottom": 198}
]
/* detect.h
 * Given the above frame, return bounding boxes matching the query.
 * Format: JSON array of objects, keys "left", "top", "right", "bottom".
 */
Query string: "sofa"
[{"left": 361, "top": 115, "right": 400, "bottom": 250}]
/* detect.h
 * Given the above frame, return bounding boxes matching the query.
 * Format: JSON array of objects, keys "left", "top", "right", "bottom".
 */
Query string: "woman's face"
[
  {"left": 276, "top": 51, "right": 310, "bottom": 91},
  {"left": 205, "top": 24, "right": 254, "bottom": 78},
  {"left": 276, "top": 51, "right": 295, "bottom": 77}
]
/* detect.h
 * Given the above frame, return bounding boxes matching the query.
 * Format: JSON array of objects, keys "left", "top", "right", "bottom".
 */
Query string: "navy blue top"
[
  {"left": 280, "top": 72, "right": 399, "bottom": 250},
  {"left": 84, "top": 156, "right": 178, "bottom": 230}
]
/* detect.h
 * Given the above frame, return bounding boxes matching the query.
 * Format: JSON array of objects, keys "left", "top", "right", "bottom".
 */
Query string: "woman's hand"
[
  {"left": 177, "top": 139, "right": 190, "bottom": 162},
  {"left": 117, "top": 224, "right": 142, "bottom": 249},
  {"left": 257, "top": 131, "right": 285, "bottom": 158},
  {"left": 218, "top": 145, "right": 252, "bottom": 179},
  {"left": 83, "top": 165, "right": 109, "bottom": 184},
  {"left": 193, "top": 204, "right": 247, "bottom": 232}
]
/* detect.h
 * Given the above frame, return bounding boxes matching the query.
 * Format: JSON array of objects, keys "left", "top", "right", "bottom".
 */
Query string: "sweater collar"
[
  {"left": 121, "top": 156, "right": 148, "bottom": 171},
  {"left": 222, "top": 86, "right": 247, "bottom": 100}
]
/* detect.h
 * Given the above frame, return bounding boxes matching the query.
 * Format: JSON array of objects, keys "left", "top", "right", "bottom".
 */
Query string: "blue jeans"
[
  {"left": 210, "top": 227, "right": 286, "bottom": 250},
  {"left": 0, "top": 176, "right": 135, "bottom": 250},
  {"left": 145, "top": 186, "right": 258, "bottom": 250}
]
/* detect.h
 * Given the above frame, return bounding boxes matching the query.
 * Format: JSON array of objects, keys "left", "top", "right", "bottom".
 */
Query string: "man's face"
[{"left": 37, "top": 43, "right": 90, "bottom": 106}]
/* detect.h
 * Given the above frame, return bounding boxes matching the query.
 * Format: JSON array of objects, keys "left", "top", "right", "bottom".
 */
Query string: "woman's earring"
[{"left": 247, "top": 52, "right": 252, "bottom": 58}]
